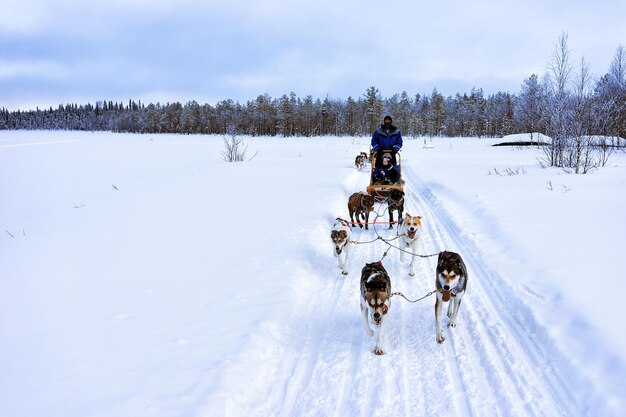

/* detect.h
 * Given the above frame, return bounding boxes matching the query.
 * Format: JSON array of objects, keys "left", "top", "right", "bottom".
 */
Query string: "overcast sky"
[{"left": 1, "top": 0, "right": 624, "bottom": 111}]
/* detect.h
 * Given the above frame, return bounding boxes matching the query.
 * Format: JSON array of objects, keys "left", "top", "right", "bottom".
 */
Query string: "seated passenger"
[
  {"left": 372, "top": 153, "right": 399, "bottom": 184},
  {"left": 374, "top": 148, "right": 398, "bottom": 167}
]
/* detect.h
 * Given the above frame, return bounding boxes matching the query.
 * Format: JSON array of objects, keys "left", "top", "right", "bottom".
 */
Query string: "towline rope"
[{"left": 391, "top": 289, "right": 440, "bottom": 303}]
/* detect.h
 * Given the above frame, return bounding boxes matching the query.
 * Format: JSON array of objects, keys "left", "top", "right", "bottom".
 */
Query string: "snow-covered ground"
[{"left": 1, "top": 130, "right": 625, "bottom": 417}]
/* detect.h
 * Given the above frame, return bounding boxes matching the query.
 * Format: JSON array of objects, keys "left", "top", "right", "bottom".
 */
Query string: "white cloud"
[
  {"left": 0, "top": 60, "right": 67, "bottom": 80},
  {"left": 2, "top": 0, "right": 625, "bottom": 109}
]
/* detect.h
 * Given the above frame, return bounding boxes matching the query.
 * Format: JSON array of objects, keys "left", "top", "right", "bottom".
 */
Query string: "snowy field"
[{"left": 1, "top": 130, "right": 625, "bottom": 417}]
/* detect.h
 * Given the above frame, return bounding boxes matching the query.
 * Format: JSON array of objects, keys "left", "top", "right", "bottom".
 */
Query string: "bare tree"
[
  {"left": 610, "top": 45, "right": 626, "bottom": 86},
  {"left": 609, "top": 45, "right": 626, "bottom": 145},
  {"left": 543, "top": 32, "right": 574, "bottom": 168},
  {"left": 569, "top": 57, "right": 598, "bottom": 173}
]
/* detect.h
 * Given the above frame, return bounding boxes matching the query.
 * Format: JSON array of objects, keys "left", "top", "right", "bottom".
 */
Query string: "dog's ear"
[
  {"left": 458, "top": 262, "right": 464, "bottom": 274},
  {"left": 455, "top": 258, "right": 466, "bottom": 275}
]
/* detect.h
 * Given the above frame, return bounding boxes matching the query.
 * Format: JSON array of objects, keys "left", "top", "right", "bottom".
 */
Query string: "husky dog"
[
  {"left": 435, "top": 251, "right": 468, "bottom": 344},
  {"left": 359, "top": 151, "right": 369, "bottom": 167},
  {"left": 398, "top": 213, "right": 423, "bottom": 276},
  {"left": 330, "top": 218, "right": 353, "bottom": 275},
  {"left": 387, "top": 189, "right": 405, "bottom": 229},
  {"left": 348, "top": 192, "right": 375, "bottom": 230},
  {"left": 355, "top": 154, "right": 366, "bottom": 170},
  {"left": 360, "top": 262, "right": 392, "bottom": 355}
]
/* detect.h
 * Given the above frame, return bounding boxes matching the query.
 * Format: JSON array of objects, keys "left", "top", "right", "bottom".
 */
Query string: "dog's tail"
[{"left": 335, "top": 217, "right": 350, "bottom": 227}]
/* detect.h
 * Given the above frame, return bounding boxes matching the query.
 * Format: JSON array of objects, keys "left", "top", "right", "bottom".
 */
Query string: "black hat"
[{"left": 383, "top": 115, "right": 392, "bottom": 122}]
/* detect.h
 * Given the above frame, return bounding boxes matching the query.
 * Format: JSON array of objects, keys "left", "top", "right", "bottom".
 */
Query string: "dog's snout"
[
  {"left": 443, "top": 285, "right": 450, "bottom": 291},
  {"left": 373, "top": 312, "right": 380, "bottom": 319}
]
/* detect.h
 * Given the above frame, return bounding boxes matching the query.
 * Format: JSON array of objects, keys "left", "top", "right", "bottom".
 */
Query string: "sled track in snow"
[
  {"left": 219, "top": 161, "right": 599, "bottom": 417},
  {"left": 402, "top": 164, "right": 580, "bottom": 417}
]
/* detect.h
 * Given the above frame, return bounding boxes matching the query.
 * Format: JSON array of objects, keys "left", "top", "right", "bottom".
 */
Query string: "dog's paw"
[
  {"left": 437, "top": 335, "right": 446, "bottom": 344},
  {"left": 409, "top": 271, "right": 415, "bottom": 277},
  {"left": 374, "top": 347, "right": 384, "bottom": 355},
  {"left": 341, "top": 270, "right": 348, "bottom": 276},
  {"left": 447, "top": 321, "right": 457, "bottom": 328}
]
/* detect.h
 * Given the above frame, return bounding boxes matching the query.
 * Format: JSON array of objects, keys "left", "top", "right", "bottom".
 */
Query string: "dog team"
[{"left": 331, "top": 151, "right": 468, "bottom": 355}]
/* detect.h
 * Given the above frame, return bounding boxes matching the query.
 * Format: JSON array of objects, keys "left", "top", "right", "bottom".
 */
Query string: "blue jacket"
[
  {"left": 373, "top": 164, "right": 399, "bottom": 183},
  {"left": 371, "top": 126, "right": 402, "bottom": 152}
]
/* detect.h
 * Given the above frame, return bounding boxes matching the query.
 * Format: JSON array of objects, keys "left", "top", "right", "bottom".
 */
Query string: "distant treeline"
[
  {"left": 1, "top": 87, "right": 520, "bottom": 137},
  {"left": 1, "top": 81, "right": 623, "bottom": 140},
  {"left": 2, "top": 40, "right": 625, "bottom": 141}
]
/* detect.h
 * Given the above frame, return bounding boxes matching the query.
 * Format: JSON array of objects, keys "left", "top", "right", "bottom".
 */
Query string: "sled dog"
[
  {"left": 330, "top": 218, "right": 353, "bottom": 275},
  {"left": 359, "top": 151, "right": 369, "bottom": 167},
  {"left": 398, "top": 213, "right": 422, "bottom": 276},
  {"left": 435, "top": 251, "right": 468, "bottom": 344},
  {"left": 360, "top": 261, "right": 392, "bottom": 355},
  {"left": 348, "top": 192, "right": 375, "bottom": 230},
  {"left": 387, "top": 189, "right": 405, "bottom": 229},
  {"left": 355, "top": 154, "right": 366, "bottom": 170}
]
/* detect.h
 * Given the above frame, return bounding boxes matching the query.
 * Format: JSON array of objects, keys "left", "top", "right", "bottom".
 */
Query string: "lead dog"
[
  {"left": 330, "top": 218, "right": 353, "bottom": 275},
  {"left": 398, "top": 213, "right": 422, "bottom": 276},
  {"left": 348, "top": 192, "right": 375, "bottom": 230},
  {"left": 435, "top": 251, "right": 468, "bottom": 344},
  {"left": 360, "top": 261, "right": 391, "bottom": 355}
]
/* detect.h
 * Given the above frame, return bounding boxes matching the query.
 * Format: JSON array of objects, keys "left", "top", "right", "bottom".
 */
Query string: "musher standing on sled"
[{"left": 371, "top": 115, "right": 402, "bottom": 164}]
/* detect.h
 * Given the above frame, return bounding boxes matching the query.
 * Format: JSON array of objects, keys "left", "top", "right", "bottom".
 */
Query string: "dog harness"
[{"left": 359, "top": 194, "right": 372, "bottom": 212}]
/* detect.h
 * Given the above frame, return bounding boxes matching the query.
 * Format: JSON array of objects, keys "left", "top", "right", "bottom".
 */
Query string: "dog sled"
[{"left": 366, "top": 149, "right": 404, "bottom": 202}]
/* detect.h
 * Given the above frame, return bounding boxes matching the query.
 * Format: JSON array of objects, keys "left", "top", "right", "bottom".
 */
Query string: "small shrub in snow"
[
  {"left": 488, "top": 167, "right": 527, "bottom": 176},
  {"left": 221, "top": 133, "right": 248, "bottom": 162}
]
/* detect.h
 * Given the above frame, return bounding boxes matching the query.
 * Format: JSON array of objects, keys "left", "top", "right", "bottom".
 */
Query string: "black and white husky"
[
  {"left": 330, "top": 218, "right": 353, "bottom": 275},
  {"left": 435, "top": 251, "right": 468, "bottom": 344},
  {"left": 360, "top": 262, "right": 392, "bottom": 355}
]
